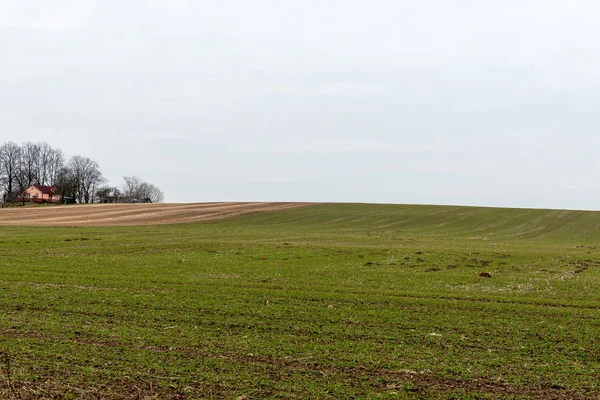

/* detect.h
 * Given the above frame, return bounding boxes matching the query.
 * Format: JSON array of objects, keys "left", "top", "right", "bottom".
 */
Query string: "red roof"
[{"left": 31, "top": 185, "right": 58, "bottom": 194}]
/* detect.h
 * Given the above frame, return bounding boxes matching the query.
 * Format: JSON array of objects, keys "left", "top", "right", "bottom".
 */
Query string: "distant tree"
[
  {"left": 122, "top": 176, "right": 164, "bottom": 203},
  {"left": 95, "top": 186, "right": 112, "bottom": 203},
  {"left": 1, "top": 141, "right": 163, "bottom": 205},
  {"left": 36, "top": 142, "right": 64, "bottom": 186},
  {"left": 15, "top": 142, "right": 41, "bottom": 192},
  {"left": 0, "top": 142, "right": 65, "bottom": 201},
  {"left": 0, "top": 142, "right": 22, "bottom": 201},
  {"left": 95, "top": 186, "right": 120, "bottom": 203},
  {"left": 54, "top": 167, "right": 77, "bottom": 202},
  {"left": 122, "top": 176, "right": 143, "bottom": 199},
  {"left": 68, "top": 156, "right": 105, "bottom": 203},
  {"left": 140, "top": 182, "right": 164, "bottom": 203}
]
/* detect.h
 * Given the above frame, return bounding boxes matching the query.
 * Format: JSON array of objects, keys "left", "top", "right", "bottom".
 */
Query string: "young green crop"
[{"left": 1, "top": 203, "right": 599, "bottom": 399}]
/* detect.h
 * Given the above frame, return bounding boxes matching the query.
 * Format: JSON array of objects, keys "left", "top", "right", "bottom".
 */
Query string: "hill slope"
[
  {"left": 217, "top": 203, "right": 600, "bottom": 242},
  {"left": 2, "top": 202, "right": 600, "bottom": 398},
  {"left": 2, "top": 202, "right": 600, "bottom": 242}
]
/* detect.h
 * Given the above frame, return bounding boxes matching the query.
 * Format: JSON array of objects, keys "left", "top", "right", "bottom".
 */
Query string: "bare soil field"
[{"left": 0, "top": 202, "right": 313, "bottom": 226}]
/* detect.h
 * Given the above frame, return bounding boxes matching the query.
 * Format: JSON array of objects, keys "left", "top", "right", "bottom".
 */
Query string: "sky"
[{"left": 1, "top": 1, "right": 600, "bottom": 209}]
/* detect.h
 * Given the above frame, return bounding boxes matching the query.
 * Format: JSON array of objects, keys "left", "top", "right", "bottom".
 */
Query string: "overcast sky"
[{"left": 2, "top": 1, "right": 599, "bottom": 209}]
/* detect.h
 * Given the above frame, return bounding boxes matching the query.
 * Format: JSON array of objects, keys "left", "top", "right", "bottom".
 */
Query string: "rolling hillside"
[
  {"left": 1, "top": 202, "right": 600, "bottom": 398},
  {"left": 217, "top": 203, "right": 600, "bottom": 243},
  {"left": 2, "top": 202, "right": 600, "bottom": 242},
  {"left": 0, "top": 202, "right": 600, "bottom": 240}
]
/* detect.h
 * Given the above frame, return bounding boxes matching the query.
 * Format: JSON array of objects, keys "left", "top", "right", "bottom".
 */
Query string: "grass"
[{"left": 1, "top": 203, "right": 599, "bottom": 399}]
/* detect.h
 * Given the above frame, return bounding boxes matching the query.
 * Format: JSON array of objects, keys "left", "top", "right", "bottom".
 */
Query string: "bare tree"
[
  {"left": 1, "top": 142, "right": 65, "bottom": 198},
  {"left": 140, "top": 182, "right": 164, "bottom": 203},
  {"left": 95, "top": 186, "right": 120, "bottom": 203},
  {"left": 122, "top": 176, "right": 143, "bottom": 198},
  {"left": 47, "top": 146, "right": 65, "bottom": 186},
  {"left": 68, "top": 156, "right": 105, "bottom": 203},
  {"left": 1, "top": 141, "right": 162, "bottom": 205},
  {"left": 36, "top": 142, "right": 64, "bottom": 186},
  {"left": 15, "top": 142, "right": 41, "bottom": 191},
  {"left": 0, "top": 142, "right": 22, "bottom": 201},
  {"left": 122, "top": 176, "right": 164, "bottom": 203},
  {"left": 54, "top": 167, "right": 77, "bottom": 202}
]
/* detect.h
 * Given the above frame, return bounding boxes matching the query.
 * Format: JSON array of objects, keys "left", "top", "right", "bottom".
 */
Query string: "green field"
[{"left": 1, "top": 203, "right": 599, "bottom": 399}]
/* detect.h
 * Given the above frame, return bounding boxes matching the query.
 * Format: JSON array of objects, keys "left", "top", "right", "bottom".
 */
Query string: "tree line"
[{"left": 0, "top": 141, "right": 164, "bottom": 204}]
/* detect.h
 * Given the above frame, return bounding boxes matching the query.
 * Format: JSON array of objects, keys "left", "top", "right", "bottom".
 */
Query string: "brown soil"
[{"left": 0, "top": 202, "right": 314, "bottom": 227}]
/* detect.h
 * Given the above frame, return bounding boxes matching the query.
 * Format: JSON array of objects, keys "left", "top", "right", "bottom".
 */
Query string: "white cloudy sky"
[{"left": 1, "top": 1, "right": 599, "bottom": 209}]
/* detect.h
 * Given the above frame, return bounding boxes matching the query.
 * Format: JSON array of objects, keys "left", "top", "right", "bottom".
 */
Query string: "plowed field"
[{"left": 0, "top": 202, "right": 313, "bottom": 226}]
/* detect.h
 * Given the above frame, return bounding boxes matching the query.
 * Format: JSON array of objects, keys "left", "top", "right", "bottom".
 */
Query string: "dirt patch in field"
[{"left": 0, "top": 202, "right": 314, "bottom": 227}]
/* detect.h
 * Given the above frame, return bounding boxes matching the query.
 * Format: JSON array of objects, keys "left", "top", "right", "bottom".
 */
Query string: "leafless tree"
[
  {"left": 15, "top": 142, "right": 41, "bottom": 192},
  {"left": 122, "top": 176, "right": 143, "bottom": 198},
  {"left": 54, "top": 167, "right": 77, "bottom": 201},
  {"left": 122, "top": 176, "right": 164, "bottom": 203},
  {"left": 36, "top": 142, "right": 64, "bottom": 186},
  {"left": 1, "top": 141, "right": 164, "bottom": 204},
  {"left": 95, "top": 186, "right": 121, "bottom": 203},
  {"left": 1, "top": 142, "right": 65, "bottom": 199},
  {"left": 0, "top": 142, "right": 22, "bottom": 201},
  {"left": 68, "top": 156, "right": 105, "bottom": 203},
  {"left": 141, "top": 182, "right": 164, "bottom": 203}
]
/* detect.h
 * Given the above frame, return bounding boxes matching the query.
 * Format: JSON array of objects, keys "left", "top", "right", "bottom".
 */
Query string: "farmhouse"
[{"left": 18, "top": 185, "right": 61, "bottom": 204}]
